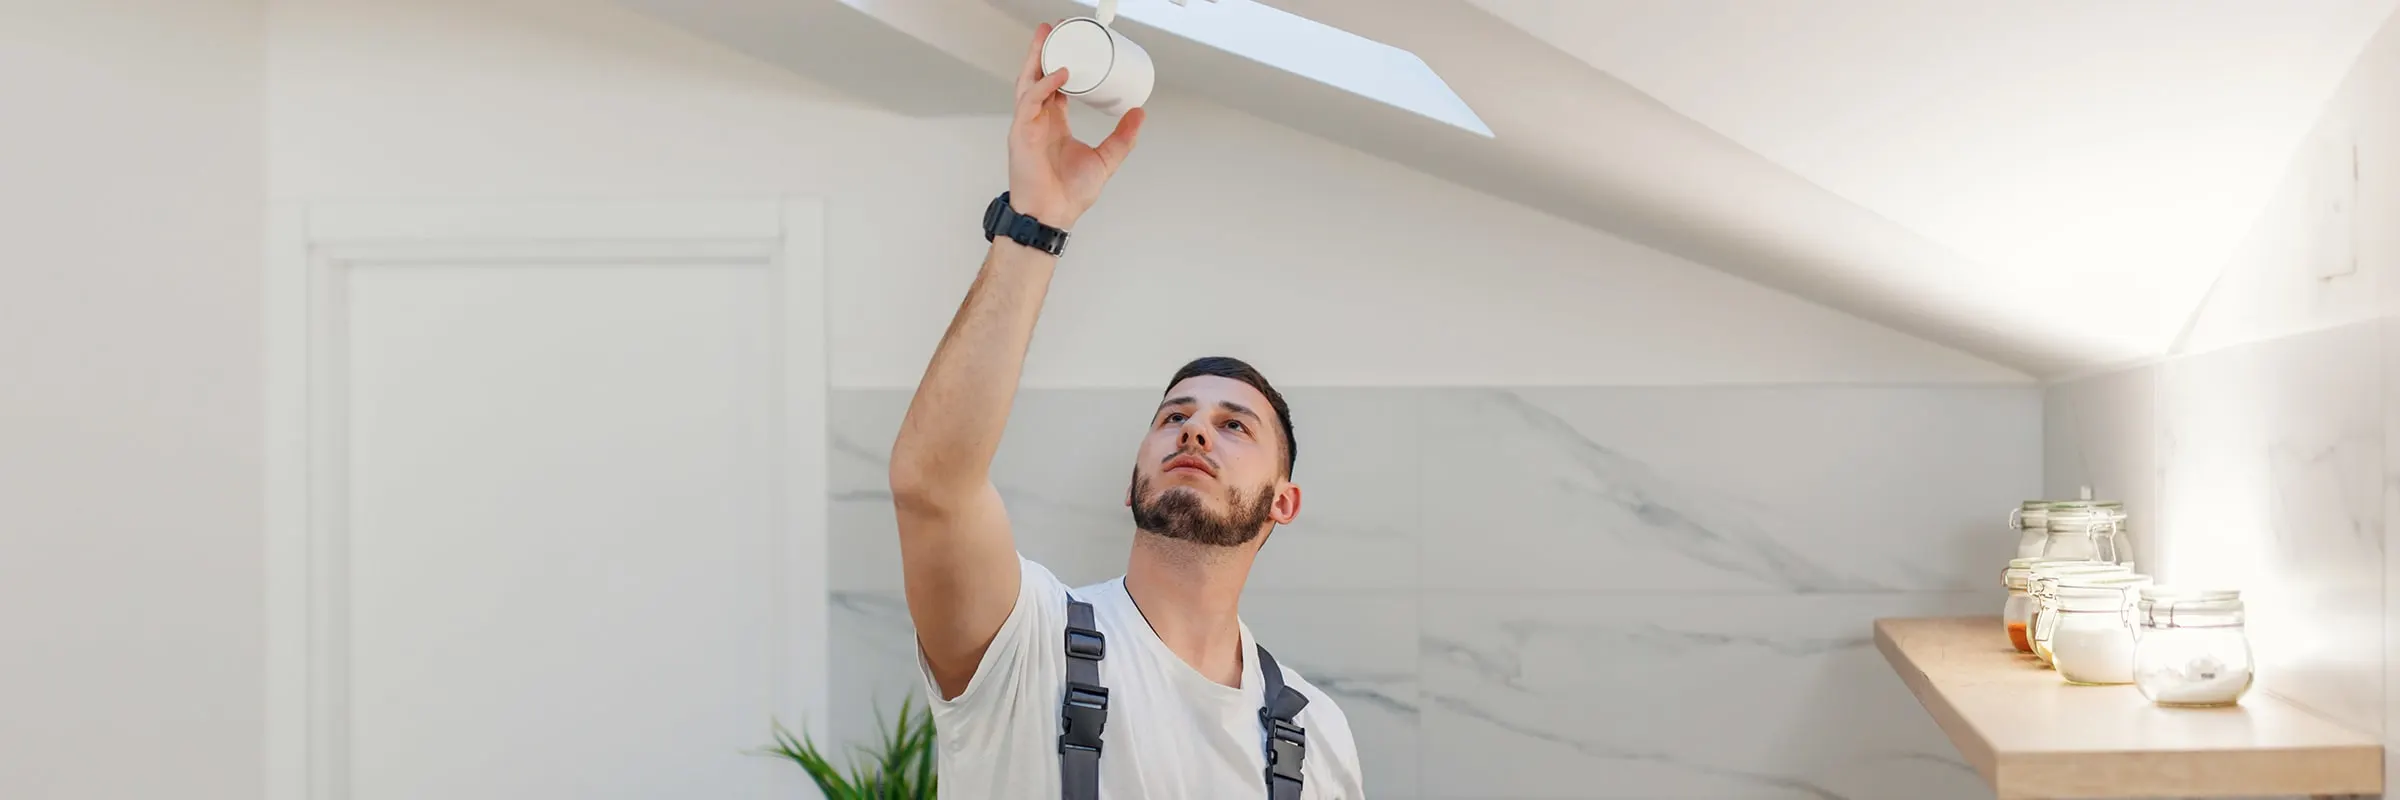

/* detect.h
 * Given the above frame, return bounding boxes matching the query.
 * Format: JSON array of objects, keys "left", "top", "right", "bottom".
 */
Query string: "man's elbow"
[{"left": 887, "top": 452, "right": 968, "bottom": 515}]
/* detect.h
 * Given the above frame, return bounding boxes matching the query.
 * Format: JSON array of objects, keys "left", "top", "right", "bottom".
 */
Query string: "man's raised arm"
[{"left": 887, "top": 21, "right": 1144, "bottom": 701}]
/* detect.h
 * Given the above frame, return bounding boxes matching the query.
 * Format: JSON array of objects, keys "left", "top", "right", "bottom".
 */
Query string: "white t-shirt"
[{"left": 919, "top": 555, "right": 1367, "bottom": 799}]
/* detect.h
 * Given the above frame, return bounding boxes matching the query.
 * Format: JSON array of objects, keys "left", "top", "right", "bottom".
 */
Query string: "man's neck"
[{"left": 1123, "top": 532, "right": 1258, "bottom": 688}]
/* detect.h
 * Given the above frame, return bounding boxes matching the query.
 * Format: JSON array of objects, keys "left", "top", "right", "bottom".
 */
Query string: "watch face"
[{"left": 984, "top": 195, "right": 1006, "bottom": 236}]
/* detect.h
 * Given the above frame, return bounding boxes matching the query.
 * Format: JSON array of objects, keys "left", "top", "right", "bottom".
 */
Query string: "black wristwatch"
[{"left": 983, "top": 192, "right": 1070, "bottom": 256}]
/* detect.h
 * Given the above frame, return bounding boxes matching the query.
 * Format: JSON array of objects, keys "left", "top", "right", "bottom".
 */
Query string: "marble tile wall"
[
  {"left": 2151, "top": 323, "right": 2388, "bottom": 735},
  {"left": 825, "top": 384, "right": 2041, "bottom": 799},
  {"left": 2052, "top": 320, "right": 2388, "bottom": 736},
  {"left": 2041, "top": 365, "right": 2156, "bottom": 564},
  {"left": 2039, "top": 17, "right": 2400, "bottom": 760},
  {"left": 2046, "top": 319, "right": 2390, "bottom": 800}
]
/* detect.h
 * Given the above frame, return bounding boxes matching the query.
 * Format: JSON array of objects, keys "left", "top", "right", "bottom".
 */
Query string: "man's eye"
[
  {"left": 1163, "top": 413, "right": 1186, "bottom": 425},
  {"left": 1226, "top": 420, "right": 1246, "bottom": 432}
]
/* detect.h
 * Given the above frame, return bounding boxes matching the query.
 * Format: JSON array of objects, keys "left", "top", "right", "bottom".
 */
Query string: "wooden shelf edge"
[
  {"left": 1874, "top": 618, "right": 2003, "bottom": 783},
  {"left": 1874, "top": 616, "right": 2384, "bottom": 800}
]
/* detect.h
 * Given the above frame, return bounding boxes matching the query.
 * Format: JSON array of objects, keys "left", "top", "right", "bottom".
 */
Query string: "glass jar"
[
  {"left": 2029, "top": 562, "right": 2133, "bottom": 666},
  {"left": 2039, "top": 500, "right": 2129, "bottom": 562},
  {"left": 2002, "top": 559, "right": 2036, "bottom": 652},
  {"left": 2050, "top": 574, "right": 2153, "bottom": 685},
  {"left": 2009, "top": 501, "right": 2054, "bottom": 559},
  {"left": 2134, "top": 587, "right": 2254, "bottom": 707},
  {"left": 2002, "top": 557, "right": 2080, "bottom": 652}
]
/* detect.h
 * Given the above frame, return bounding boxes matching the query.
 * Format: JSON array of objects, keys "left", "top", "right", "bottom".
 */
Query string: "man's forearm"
[{"left": 888, "top": 241, "right": 1058, "bottom": 500}]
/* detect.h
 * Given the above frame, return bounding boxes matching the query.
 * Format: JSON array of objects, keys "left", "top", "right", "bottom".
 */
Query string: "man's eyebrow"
[{"left": 1153, "top": 397, "right": 1262, "bottom": 425}]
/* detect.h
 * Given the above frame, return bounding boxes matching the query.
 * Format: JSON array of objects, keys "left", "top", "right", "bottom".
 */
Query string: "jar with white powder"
[
  {"left": 2038, "top": 500, "right": 2129, "bottom": 563},
  {"left": 2134, "top": 587, "right": 2254, "bottom": 707},
  {"left": 2028, "top": 561, "right": 2134, "bottom": 666},
  {"left": 2049, "top": 574, "right": 2153, "bottom": 685}
]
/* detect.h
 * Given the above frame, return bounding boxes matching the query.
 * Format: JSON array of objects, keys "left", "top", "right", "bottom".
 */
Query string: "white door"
[{"left": 266, "top": 202, "right": 827, "bottom": 800}]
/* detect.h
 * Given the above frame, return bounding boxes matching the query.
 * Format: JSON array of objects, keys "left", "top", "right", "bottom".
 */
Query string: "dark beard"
[{"left": 1129, "top": 469, "right": 1276, "bottom": 548}]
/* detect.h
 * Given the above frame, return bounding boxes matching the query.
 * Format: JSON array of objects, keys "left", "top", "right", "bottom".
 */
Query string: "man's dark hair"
[{"left": 1164, "top": 356, "right": 1297, "bottom": 478}]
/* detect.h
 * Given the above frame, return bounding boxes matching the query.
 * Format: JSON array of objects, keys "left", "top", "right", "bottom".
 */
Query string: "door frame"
[{"left": 262, "top": 198, "right": 828, "bottom": 800}]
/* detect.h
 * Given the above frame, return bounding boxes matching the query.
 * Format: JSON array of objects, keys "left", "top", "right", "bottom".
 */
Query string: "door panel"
[{"left": 343, "top": 263, "right": 778, "bottom": 799}]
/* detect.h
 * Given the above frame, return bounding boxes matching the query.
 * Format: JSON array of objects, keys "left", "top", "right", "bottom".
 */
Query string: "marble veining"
[
  {"left": 2252, "top": 323, "right": 2385, "bottom": 735},
  {"left": 1420, "top": 387, "right": 2036, "bottom": 594},
  {"left": 1420, "top": 693, "right": 1858, "bottom": 800},
  {"left": 2095, "top": 319, "right": 2389, "bottom": 744},
  {"left": 1418, "top": 592, "right": 1991, "bottom": 799},
  {"left": 1463, "top": 390, "right": 1877, "bottom": 593}
]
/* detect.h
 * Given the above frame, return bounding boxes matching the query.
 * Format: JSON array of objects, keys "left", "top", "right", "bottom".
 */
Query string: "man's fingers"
[
  {"left": 1015, "top": 22, "right": 1052, "bottom": 95},
  {"left": 1095, "top": 107, "right": 1146, "bottom": 172},
  {"left": 1017, "top": 68, "right": 1070, "bottom": 122}
]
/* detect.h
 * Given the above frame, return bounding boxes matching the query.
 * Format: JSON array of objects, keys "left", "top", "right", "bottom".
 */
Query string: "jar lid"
[
  {"left": 2012, "top": 502, "right": 2054, "bottom": 530},
  {"left": 2058, "top": 573, "right": 2151, "bottom": 590},
  {"left": 2139, "top": 586, "right": 2240, "bottom": 601},
  {"left": 2047, "top": 514, "right": 2127, "bottom": 533},
  {"left": 2030, "top": 562, "right": 2129, "bottom": 576},
  {"left": 2057, "top": 576, "right": 2151, "bottom": 603}
]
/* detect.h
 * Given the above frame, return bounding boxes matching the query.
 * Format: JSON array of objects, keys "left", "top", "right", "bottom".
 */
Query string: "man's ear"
[{"left": 1269, "top": 482, "right": 1301, "bottom": 525}]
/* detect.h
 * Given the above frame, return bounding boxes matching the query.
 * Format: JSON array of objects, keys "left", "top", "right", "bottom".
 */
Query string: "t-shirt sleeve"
[
  {"left": 1293, "top": 679, "right": 1369, "bottom": 799},
  {"left": 916, "top": 554, "right": 1070, "bottom": 719}
]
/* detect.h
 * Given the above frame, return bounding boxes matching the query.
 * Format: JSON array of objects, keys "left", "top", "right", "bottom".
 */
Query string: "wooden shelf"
[{"left": 1875, "top": 617, "right": 2382, "bottom": 799}]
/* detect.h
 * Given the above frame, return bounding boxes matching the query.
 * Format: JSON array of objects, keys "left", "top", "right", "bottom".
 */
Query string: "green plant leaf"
[
  {"left": 763, "top": 720, "right": 858, "bottom": 799},
  {"left": 761, "top": 694, "right": 937, "bottom": 799}
]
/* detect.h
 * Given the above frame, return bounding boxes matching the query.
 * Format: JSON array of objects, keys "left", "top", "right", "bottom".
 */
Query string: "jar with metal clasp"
[
  {"left": 2037, "top": 500, "right": 2129, "bottom": 563},
  {"left": 2133, "top": 588, "right": 2254, "bottom": 707},
  {"left": 2028, "top": 561, "right": 2134, "bottom": 666},
  {"left": 2002, "top": 557, "right": 2082, "bottom": 652},
  {"left": 2049, "top": 573, "right": 2154, "bottom": 685},
  {"left": 2008, "top": 501, "right": 2053, "bottom": 559}
]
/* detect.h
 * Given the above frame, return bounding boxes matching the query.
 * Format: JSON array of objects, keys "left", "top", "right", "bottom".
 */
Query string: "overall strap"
[
  {"left": 1255, "top": 645, "right": 1309, "bottom": 800},
  {"left": 1060, "top": 595, "right": 1108, "bottom": 800}
]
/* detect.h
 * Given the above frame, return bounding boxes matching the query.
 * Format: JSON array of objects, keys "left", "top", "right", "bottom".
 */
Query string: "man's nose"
[{"left": 1178, "top": 420, "right": 1209, "bottom": 449}]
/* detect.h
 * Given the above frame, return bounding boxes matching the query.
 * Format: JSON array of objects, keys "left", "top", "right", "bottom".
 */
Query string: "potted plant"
[{"left": 764, "top": 696, "right": 938, "bottom": 799}]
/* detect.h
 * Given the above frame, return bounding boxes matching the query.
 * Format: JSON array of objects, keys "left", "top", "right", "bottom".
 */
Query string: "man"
[{"left": 886, "top": 21, "right": 1367, "bottom": 800}]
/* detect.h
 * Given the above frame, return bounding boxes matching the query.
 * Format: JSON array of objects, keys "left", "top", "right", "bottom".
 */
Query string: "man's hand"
[{"left": 1008, "top": 21, "right": 1145, "bottom": 231}]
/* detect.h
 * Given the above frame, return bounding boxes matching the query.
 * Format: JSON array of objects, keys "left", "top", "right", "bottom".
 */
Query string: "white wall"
[
  {"left": 0, "top": 1, "right": 2039, "bottom": 797},
  {"left": 2046, "top": 10, "right": 2400, "bottom": 765},
  {"left": 266, "top": 0, "right": 2028, "bottom": 390},
  {"left": 0, "top": 2, "right": 265, "bottom": 799}
]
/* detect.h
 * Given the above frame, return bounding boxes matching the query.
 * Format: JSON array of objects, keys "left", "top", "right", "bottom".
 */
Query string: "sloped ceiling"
[
  {"left": 614, "top": 0, "right": 2397, "bottom": 378},
  {"left": 1469, "top": 0, "right": 2399, "bottom": 373}
]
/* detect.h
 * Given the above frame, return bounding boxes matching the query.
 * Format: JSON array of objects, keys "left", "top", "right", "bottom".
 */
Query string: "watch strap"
[{"left": 985, "top": 191, "right": 1070, "bottom": 256}]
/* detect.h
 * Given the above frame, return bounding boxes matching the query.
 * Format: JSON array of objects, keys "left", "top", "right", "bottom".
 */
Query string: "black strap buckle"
[
  {"left": 1066, "top": 627, "right": 1106, "bottom": 661},
  {"left": 1264, "top": 715, "right": 1306, "bottom": 784},
  {"left": 1059, "top": 683, "right": 1110, "bottom": 755}
]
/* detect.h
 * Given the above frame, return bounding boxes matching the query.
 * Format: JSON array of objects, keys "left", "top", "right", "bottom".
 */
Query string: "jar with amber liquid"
[{"left": 2001, "top": 557, "right": 2080, "bottom": 652}]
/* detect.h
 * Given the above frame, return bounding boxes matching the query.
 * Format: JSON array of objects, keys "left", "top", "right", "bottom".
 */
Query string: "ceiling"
[
  {"left": 1470, "top": 0, "right": 2398, "bottom": 372},
  {"left": 616, "top": 0, "right": 2398, "bottom": 377}
]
